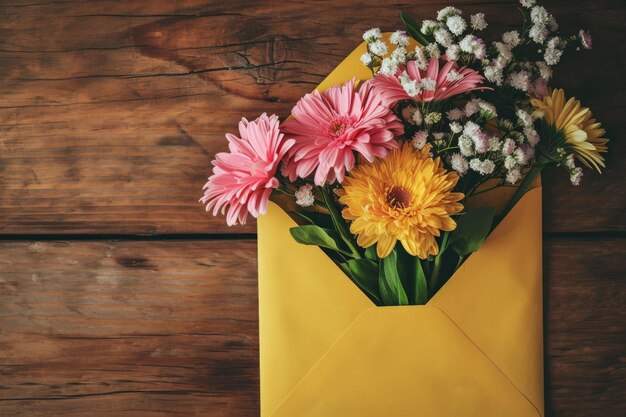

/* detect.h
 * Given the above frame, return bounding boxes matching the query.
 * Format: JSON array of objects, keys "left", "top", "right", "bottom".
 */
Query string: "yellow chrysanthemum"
[
  {"left": 338, "top": 144, "right": 464, "bottom": 259},
  {"left": 532, "top": 89, "right": 608, "bottom": 172}
]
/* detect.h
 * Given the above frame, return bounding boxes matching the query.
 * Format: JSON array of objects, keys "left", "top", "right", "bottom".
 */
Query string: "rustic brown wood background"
[{"left": 0, "top": 0, "right": 624, "bottom": 416}]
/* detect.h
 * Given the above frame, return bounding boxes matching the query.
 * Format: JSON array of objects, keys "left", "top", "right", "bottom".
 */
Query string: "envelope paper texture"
[{"left": 258, "top": 39, "right": 544, "bottom": 417}]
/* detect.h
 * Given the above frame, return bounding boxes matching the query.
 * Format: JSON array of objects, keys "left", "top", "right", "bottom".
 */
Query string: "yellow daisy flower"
[
  {"left": 532, "top": 89, "right": 608, "bottom": 172},
  {"left": 338, "top": 144, "right": 464, "bottom": 259}
]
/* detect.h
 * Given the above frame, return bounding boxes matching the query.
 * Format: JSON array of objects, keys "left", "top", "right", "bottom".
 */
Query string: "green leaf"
[
  {"left": 395, "top": 244, "right": 415, "bottom": 304},
  {"left": 379, "top": 250, "right": 409, "bottom": 306},
  {"left": 343, "top": 259, "right": 382, "bottom": 304},
  {"left": 364, "top": 245, "right": 378, "bottom": 261},
  {"left": 291, "top": 210, "right": 334, "bottom": 229},
  {"left": 400, "top": 12, "right": 431, "bottom": 46},
  {"left": 449, "top": 207, "right": 496, "bottom": 258},
  {"left": 289, "top": 225, "right": 351, "bottom": 256},
  {"left": 414, "top": 259, "right": 428, "bottom": 305}
]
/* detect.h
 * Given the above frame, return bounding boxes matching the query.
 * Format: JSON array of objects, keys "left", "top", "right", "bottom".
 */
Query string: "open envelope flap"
[
  {"left": 429, "top": 186, "right": 544, "bottom": 415},
  {"left": 257, "top": 202, "right": 373, "bottom": 416},
  {"left": 270, "top": 306, "right": 540, "bottom": 417}
]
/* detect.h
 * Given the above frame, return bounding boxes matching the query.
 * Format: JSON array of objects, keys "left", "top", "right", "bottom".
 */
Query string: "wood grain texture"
[
  {"left": 0, "top": 0, "right": 624, "bottom": 234},
  {"left": 0, "top": 240, "right": 259, "bottom": 417},
  {"left": 0, "top": 239, "right": 624, "bottom": 417}
]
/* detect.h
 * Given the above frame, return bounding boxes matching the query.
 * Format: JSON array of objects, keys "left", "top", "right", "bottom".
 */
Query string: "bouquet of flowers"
[
  {"left": 201, "top": 1, "right": 607, "bottom": 307},
  {"left": 200, "top": 1, "right": 609, "bottom": 415}
]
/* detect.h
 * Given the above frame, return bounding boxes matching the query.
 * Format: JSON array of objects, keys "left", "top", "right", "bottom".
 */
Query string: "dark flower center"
[
  {"left": 328, "top": 115, "right": 355, "bottom": 137},
  {"left": 386, "top": 186, "right": 411, "bottom": 209}
]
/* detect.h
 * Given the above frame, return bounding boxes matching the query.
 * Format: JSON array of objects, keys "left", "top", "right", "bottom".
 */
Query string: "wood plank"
[
  {"left": 0, "top": 240, "right": 259, "bottom": 417},
  {"left": 0, "top": 238, "right": 624, "bottom": 416},
  {"left": 0, "top": 0, "right": 624, "bottom": 234}
]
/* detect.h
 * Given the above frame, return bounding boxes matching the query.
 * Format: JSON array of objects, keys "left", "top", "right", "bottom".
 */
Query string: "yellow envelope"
[{"left": 258, "top": 37, "right": 544, "bottom": 417}]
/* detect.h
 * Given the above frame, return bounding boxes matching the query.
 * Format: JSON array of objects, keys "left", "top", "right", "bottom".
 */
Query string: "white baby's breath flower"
[
  {"left": 507, "top": 70, "right": 532, "bottom": 91},
  {"left": 515, "top": 145, "right": 534, "bottom": 165},
  {"left": 479, "top": 101, "right": 497, "bottom": 119},
  {"left": 450, "top": 122, "right": 463, "bottom": 133},
  {"left": 464, "top": 100, "right": 481, "bottom": 117},
  {"left": 463, "top": 120, "right": 480, "bottom": 136},
  {"left": 511, "top": 131, "right": 526, "bottom": 143},
  {"left": 437, "top": 6, "right": 462, "bottom": 22},
  {"left": 565, "top": 154, "right": 576, "bottom": 169},
  {"left": 411, "top": 108, "right": 423, "bottom": 125},
  {"left": 447, "top": 108, "right": 465, "bottom": 121},
  {"left": 544, "top": 47, "right": 562, "bottom": 66},
  {"left": 484, "top": 64, "right": 504, "bottom": 85},
  {"left": 360, "top": 53, "right": 373, "bottom": 66},
  {"left": 401, "top": 77, "right": 420, "bottom": 97},
  {"left": 420, "top": 77, "right": 437, "bottom": 91},
  {"left": 459, "top": 35, "right": 486, "bottom": 59},
  {"left": 434, "top": 28, "right": 454, "bottom": 47},
  {"left": 506, "top": 168, "right": 522, "bottom": 184},
  {"left": 390, "top": 30, "right": 409, "bottom": 46},
  {"left": 425, "top": 43, "right": 441, "bottom": 59},
  {"left": 411, "top": 131, "right": 429, "bottom": 150},
  {"left": 579, "top": 29, "right": 593, "bottom": 50},
  {"left": 295, "top": 184, "right": 315, "bottom": 207},
  {"left": 469, "top": 158, "right": 495, "bottom": 175},
  {"left": 502, "top": 138, "right": 516, "bottom": 156},
  {"left": 369, "top": 40, "right": 388, "bottom": 56},
  {"left": 489, "top": 136, "right": 502, "bottom": 152},
  {"left": 472, "top": 132, "right": 490, "bottom": 154},
  {"left": 414, "top": 46, "right": 429, "bottom": 70},
  {"left": 363, "top": 28, "right": 382, "bottom": 42},
  {"left": 391, "top": 46, "right": 407, "bottom": 63},
  {"left": 470, "top": 13, "right": 487, "bottom": 31},
  {"left": 547, "top": 14, "right": 559, "bottom": 31},
  {"left": 524, "top": 127, "right": 540, "bottom": 146},
  {"left": 570, "top": 167, "right": 583, "bottom": 185},
  {"left": 494, "top": 42, "right": 513, "bottom": 68},
  {"left": 446, "top": 44, "right": 461, "bottom": 61},
  {"left": 378, "top": 58, "right": 398, "bottom": 75},
  {"left": 517, "top": 109, "right": 533, "bottom": 127},
  {"left": 450, "top": 153, "right": 469, "bottom": 175},
  {"left": 446, "top": 69, "right": 463, "bottom": 82},
  {"left": 504, "top": 155, "right": 518, "bottom": 170},
  {"left": 502, "top": 31, "right": 521, "bottom": 47},
  {"left": 536, "top": 61, "right": 553, "bottom": 80},
  {"left": 520, "top": 0, "right": 536, "bottom": 8},
  {"left": 544, "top": 37, "right": 563, "bottom": 65},
  {"left": 531, "top": 6, "right": 550, "bottom": 26},
  {"left": 421, "top": 20, "right": 440, "bottom": 35},
  {"left": 446, "top": 15, "right": 467, "bottom": 36},
  {"left": 458, "top": 135, "right": 474, "bottom": 157},
  {"left": 529, "top": 25, "right": 548, "bottom": 44}
]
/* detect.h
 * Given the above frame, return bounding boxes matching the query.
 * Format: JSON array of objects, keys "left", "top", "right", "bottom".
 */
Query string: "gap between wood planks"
[{"left": 0, "top": 232, "right": 623, "bottom": 241}]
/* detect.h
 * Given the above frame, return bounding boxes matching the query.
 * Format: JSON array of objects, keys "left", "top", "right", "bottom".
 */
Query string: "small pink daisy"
[
  {"left": 371, "top": 59, "right": 487, "bottom": 107},
  {"left": 281, "top": 79, "right": 403, "bottom": 185},
  {"left": 200, "top": 113, "right": 294, "bottom": 226}
]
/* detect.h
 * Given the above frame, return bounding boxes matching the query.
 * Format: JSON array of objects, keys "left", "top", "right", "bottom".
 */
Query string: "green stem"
[
  {"left": 320, "top": 186, "right": 361, "bottom": 259},
  {"left": 502, "top": 154, "right": 549, "bottom": 216},
  {"left": 275, "top": 186, "right": 295, "bottom": 197},
  {"left": 428, "top": 231, "right": 450, "bottom": 292}
]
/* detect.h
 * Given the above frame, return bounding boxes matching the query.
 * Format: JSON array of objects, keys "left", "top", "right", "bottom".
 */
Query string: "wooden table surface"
[{"left": 0, "top": 0, "right": 624, "bottom": 416}]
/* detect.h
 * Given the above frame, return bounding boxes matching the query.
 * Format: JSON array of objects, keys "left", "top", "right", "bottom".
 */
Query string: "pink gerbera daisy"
[
  {"left": 371, "top": 59, "right": 487, "bottom": 107},
  {"left": 281, "top": 79, "right": 403, "bottom": 185},
  {"left": 200, "top": 113, "right": 294, "bottom": 226}
]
